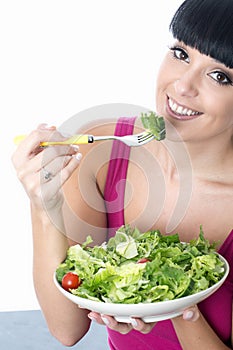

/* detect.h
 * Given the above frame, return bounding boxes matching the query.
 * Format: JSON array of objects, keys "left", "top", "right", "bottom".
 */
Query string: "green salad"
[
  {"left": 56, "top": 225, "right": 225, "bottom": 304},
  {"left": 141, "top": 111, "right": 166, "bottom": 141}
]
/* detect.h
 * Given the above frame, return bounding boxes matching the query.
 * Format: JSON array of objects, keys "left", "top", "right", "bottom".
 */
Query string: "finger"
[
  {"left": 100, "top": 315, "right": 133, "bottom": 335},
  {"left": 129, "top": 318, "right": 156, "bottom": 334},
  {"left": 28, "top": 124, "right": 58, "bottom": 151},
  {"left": 183, "top": 306, "right": 200, "bottom": 322},
  {"left": 40, "top": 154, "right": 82, "bottom": 218},
  {"left": 18, "top": 125, "right": 73, "bottom": 160},
  {"left": 58, "top": 153, "right": 83, "bottom": 186},
  {"left": 87, "top": 312, "right": 133, "bottom": 334},
  {"left": 12, "top": 125, "right": 57, "bottom": 166},
  {"left": 39, "top": 148, "right": 80, "bottom": 181},
  {"left": 29, "top": 126, "right": 66, "bottom": 156},
  {"left": 41, "top": 153, "right": 82, "bottom": 194},
  {"left": 87, "top": 312, "right": 107, "bottom": 325},
  {"left": 15, "top": 143, "right": 77, "bottom": 185}
]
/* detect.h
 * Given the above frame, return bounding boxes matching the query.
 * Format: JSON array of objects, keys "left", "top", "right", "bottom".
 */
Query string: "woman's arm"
[
  {"left": 12, "top": 124, "right": 108, "bottom": 346},
  {"left": 172, "top": 306, "right": 232, "bottom": 350},
  {"left": 87, "top": 303, "right": 232, "bottom": 349},
  {"left": 31, "top": 204, "right": 92, "bottom": 346}
]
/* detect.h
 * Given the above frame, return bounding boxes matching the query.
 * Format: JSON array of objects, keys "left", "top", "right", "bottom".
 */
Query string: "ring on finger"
[{"left": 42, "top": 167, "right": 54, "bottom": 181}]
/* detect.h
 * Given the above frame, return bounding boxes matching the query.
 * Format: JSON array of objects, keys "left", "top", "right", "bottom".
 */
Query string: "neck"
[{"left": 163, "top": 134, "right": 233, "bottom": 180}]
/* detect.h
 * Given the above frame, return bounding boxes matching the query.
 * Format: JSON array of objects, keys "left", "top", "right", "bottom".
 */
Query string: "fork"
[{"left": 14, "top": 131, "right": 158, "bottom": 147}]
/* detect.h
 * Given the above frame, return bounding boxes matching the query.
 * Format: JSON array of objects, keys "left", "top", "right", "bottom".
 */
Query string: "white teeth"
[
  {"left": 168, "top": 98, "right": 200, "bottom": 116},
  {"left": 177, "top": 106, "right": 183, "bottom": 114}
]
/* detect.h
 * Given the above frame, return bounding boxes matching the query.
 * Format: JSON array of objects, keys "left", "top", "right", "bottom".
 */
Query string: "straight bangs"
[{"left": 169, "top": 0, "right": 233, "bottom": 68}]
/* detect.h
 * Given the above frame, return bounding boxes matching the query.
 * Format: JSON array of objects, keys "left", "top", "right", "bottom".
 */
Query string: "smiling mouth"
[{"left": 167, "top": 97, "right": 203, "bottom": 120}]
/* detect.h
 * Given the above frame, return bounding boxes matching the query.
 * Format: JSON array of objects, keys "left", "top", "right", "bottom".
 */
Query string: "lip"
[{"left": 166, "top": 96, "right": 203, "bottom": 121}]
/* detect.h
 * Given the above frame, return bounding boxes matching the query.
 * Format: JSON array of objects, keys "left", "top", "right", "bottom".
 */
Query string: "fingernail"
[
  {"left": 71, "top": 145, "right": 80, "bottom": 150},
  {"left": 130, "top": 318, "right": 138, "bottom": 327},
  {"left": 185, "top": 310, "right": 194, "bottom": 320},
  {"left": 88, "top": 314, "right": 97, "bottom": 322},
  {"left": 39, "top": 123, "right": 56, "bottom": 130},
  {"left": 101, "top": 316, "right": 110, "bottom": 325},
  {"left": 75, "top": 152, "right": 82, "bottom": 161}
]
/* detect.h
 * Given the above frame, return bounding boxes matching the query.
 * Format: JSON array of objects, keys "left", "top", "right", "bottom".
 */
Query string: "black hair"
[{"left": 169, "top": 0, "right": 233, "bottom": 68}]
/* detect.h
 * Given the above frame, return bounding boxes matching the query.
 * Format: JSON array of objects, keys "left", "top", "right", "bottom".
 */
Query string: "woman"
[{"left": 12, "top": 0, "right": 233, "bottom": 349}]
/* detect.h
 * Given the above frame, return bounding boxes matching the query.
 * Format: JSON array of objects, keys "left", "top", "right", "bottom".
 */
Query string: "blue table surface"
[{"left": 0, "top": 310, "right": 109, "bottom": 350}]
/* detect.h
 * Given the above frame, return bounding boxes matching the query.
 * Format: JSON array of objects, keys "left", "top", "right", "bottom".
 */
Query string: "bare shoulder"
[
  {"left": 61, "top": 118, "right": 118, "bottom": 246},
  {"left": 74, "top": 117, "right": 117, "bottom": 135},
  {"left": 74, "top": 114, "right": 144, "bottom": 135},
  {"left": 61, "top": 115, "right": 147, "bottom": 245}
]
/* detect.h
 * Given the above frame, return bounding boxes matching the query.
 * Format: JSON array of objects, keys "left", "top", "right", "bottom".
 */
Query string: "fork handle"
[
  {"left": 41, "top": 135, "right": 94, "bottom": 146},
  {"left": 14, "top": 134, "right": 94, "bottom": 146}
]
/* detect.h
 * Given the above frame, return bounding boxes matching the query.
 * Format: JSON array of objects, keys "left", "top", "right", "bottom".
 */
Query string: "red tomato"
[
  {"left": 137, "top": 258, "right": 150, "bottom": 264},
  {"left": 62, "top": 272, "right": 81, "bottom": 291}
]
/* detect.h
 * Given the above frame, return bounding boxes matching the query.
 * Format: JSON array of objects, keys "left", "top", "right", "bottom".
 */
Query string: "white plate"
[{"left": 53, "top": 254, "right": 229, "bottom": 323}]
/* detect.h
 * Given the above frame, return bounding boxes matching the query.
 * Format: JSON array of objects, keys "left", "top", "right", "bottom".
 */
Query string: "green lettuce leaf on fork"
[{"left": 141, "top": 111, "right": 166, "bottom": 141}]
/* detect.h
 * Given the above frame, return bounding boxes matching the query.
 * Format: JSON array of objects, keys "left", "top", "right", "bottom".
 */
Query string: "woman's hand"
[
  {"left": 87, "top": 306, "right": 200, "bottom": 335},
  {"left": 12, "top": 124, "right": 82, "bottom": 211},
  {"left": 87, "top": 312, "right": 156, "bottom": 334}
]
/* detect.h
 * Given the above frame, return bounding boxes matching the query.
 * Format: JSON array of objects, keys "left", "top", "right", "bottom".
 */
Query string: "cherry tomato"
[
  {"left": 61, "top": 272, "right": 81, "bottom": 291},
  {"left": 137, "top": 258, "right": 150, "bottom": 264}
]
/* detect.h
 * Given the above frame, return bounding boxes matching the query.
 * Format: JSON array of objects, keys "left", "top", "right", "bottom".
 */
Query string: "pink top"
[{"left": 104, "top": 117, "right": 233, "bottom": 349}]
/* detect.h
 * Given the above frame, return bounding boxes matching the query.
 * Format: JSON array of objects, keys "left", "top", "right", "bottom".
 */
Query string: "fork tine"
[
  {"left": 137, "top": 132, "right": 154, "bottom": 143},
  {"left": 137, "top": 132, "right": 150, "bottom": 139}
]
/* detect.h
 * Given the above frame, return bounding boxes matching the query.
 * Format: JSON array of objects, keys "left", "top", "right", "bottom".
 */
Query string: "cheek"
[
  {"left": 203, "top": 93, "right": 233, "bottom": 125},
  {"left": 155, "top": 68, "right": 167, "bottom": 110},
  {"left": 156, "top": 62, "right": 168, "bottom": 90},
  {"left": 155, "top": 59, "right": 175, "bottom": 110}
]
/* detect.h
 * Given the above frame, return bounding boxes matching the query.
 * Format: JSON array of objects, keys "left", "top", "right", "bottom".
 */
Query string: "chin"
[{"left": 162, "top": 118, "right": 186, "bottom": 142}]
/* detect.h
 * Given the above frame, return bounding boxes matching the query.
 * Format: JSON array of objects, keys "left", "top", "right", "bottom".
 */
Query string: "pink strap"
[{"left": 104, "top": 117, "right": 136, "bottom": 238}]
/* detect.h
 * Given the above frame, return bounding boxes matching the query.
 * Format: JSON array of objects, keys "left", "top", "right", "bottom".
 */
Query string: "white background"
[{"left": 1, "top": 0, "right": 182, "bottom": 311}]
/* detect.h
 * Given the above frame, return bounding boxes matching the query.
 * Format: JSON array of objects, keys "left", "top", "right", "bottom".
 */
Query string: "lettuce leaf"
[{"left": 141, "top": 111, "right": 166, "bottom": 141}]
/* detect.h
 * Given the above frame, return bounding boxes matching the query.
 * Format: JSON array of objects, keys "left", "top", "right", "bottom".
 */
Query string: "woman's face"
[{"left": 155, "top": 41, "right": 233, "bottom": 142}]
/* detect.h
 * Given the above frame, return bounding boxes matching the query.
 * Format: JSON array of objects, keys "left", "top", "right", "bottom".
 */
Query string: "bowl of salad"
[{"left": 54, "top": 225, "right": 229, "bottom": 323}]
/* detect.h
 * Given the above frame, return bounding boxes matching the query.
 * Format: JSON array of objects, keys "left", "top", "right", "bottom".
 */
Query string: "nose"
[{"left": 174, "top": 71, "right": 199, "bottom": 98}]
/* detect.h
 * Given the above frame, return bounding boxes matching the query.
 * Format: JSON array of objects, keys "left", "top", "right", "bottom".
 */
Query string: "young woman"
[{"left": 12, "top": 0, "right": 233, "bottom": 349}]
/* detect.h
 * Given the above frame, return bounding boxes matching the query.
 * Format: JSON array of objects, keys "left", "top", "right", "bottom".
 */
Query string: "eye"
[
  {"left": 208, "top": 71, "right": 233, "bottom": 86},
  {"left": 170, "top": 47, "right": 190, "bottom": 63}
]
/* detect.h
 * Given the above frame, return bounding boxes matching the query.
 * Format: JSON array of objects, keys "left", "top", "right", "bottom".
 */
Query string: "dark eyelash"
[
  {"left": 168, "top": 45, "right": 188, "bottom": 60},
  {"left": 168, "top": 45, "right": 183, "bottom": 51},
  {"left": 168, "top": 45, "right": 180, "bottom": 54},
  {"left": 211, "top": 71, "right": 233, "bottom": 86},
  {"left": 217, "top": 80, "right": 233, "bottom": 87}
]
